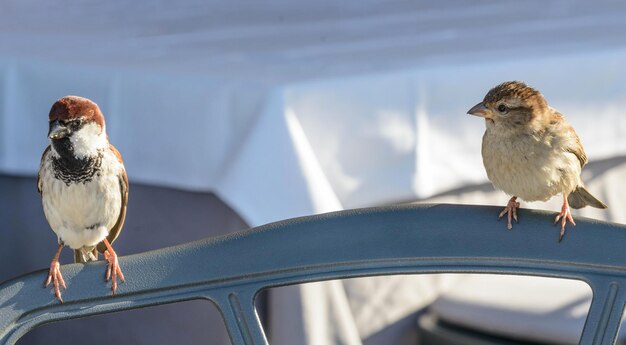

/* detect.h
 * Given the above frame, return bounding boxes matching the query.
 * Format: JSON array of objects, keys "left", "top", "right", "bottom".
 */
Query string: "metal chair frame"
[{"left": 1, "top": 204, "right": 626, "bottom": 345}]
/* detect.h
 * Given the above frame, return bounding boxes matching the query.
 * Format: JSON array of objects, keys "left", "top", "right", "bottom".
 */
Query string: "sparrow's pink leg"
[
  {"left": 102, "top": 238, "right": 125, "bottom": 295},
  {"left": 498, "top": 196, "right": 520, "bottom": 230},
  {"left": 44, "top": 244, "right": 67, "bottom": 303},
  {"left": 555, "top": 194, "right": 576, "bottom": 242}
]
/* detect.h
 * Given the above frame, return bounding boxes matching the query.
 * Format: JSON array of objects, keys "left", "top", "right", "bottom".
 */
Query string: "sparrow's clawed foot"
[
  {"left": 555, "top": 195, "right": 576, "bottom": 242},
  {"left": 45, "top": 244, "right": 66, "bottom": 303},
  {"left": 103, "top": 239, "right": 125, "bottom": 295},
  {"left": 498, "top": 196, "right": 520, "bottom": 230}
]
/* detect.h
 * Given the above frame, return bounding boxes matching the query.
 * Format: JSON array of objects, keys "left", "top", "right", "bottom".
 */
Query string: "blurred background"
[{"left": 1, "top": 1, "right": 626, "bottom": 344}]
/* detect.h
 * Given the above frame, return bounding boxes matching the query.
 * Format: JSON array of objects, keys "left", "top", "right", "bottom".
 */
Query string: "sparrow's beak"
[
  {"left": 48, "top": 120, "right": 69, "bottom": 140},
  {"left": 467, "top": 102, "right": 492, "bottom": 119}
]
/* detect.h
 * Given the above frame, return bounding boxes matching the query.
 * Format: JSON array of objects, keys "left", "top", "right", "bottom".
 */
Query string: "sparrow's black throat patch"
[{"left": 51, "top": 138, "right": 103, "bottom": 185}]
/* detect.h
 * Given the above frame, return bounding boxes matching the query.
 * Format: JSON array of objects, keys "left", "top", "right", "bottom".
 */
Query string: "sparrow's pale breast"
[
  {"left": 482, "top": 125, "right": 580, "bottom": 202},
  {"left": 41, "top": 150, "right": 123, "bottom": 249}
]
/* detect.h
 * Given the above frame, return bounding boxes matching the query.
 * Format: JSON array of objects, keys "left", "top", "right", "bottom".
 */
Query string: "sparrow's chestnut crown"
[
  {"left": 48, "top": 96, "right": 105, "bottom": 140},
  {"left": 49, "top": 96, "right": 105, "bottom": 127}
]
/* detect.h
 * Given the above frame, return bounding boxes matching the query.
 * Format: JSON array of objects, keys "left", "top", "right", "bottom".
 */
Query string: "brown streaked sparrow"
[
  {"left": 468, "top": 81, "right": 607, "bottom": 241},
  {"left": 38, "top": 96, "right": 128, "bottom": 302}
]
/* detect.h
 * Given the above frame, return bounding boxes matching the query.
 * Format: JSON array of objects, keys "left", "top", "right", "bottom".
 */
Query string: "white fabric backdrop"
[
  {"left": 3, "top": 1, "right": 626, "bottom": 227},
  {"left": 2, "top": 1, "right": 626, "bottom": 344},
  {"left": 3, "top": 44, "right": 626, "bottom": 227}
]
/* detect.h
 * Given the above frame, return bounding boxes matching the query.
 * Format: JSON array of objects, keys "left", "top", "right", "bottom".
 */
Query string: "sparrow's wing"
[
  {"left": 37, "top": 146, "right": 51, "bottom": 194},
  {"left": 564, "top": 128, "right": 588, "bottom": 168},
  {"left": 551, "top": 109, "right": 587, "bottom": 168},
  {"left": 97, "top": 145, "right": 128, "bottom": 254}
]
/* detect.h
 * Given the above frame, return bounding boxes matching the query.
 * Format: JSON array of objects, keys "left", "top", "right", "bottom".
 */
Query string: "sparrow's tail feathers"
[
  {"left": 568, "top": 186, "right": 608, "bottom": 209},
  {"left": 74, "top": 247, "right": 99, "bottom": 263}
]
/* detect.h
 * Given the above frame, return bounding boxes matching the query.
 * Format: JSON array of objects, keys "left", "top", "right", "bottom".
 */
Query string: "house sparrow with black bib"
[
  {"left": 468, "top": 81, "right": 607, "bottom": 241},
  {"left": 38, "top": 96, "right": 128, "bottom": 302}
]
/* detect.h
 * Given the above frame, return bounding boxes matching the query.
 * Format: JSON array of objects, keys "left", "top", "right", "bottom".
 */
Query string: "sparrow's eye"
[
  {"left": 497, "top": 104, "right": 508, "bottom": 113},
  {"left": 70, "top": 119, "right": 82, "bottom": 130}
]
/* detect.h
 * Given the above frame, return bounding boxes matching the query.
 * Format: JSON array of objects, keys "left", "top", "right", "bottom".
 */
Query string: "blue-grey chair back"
[{"left": 1, "top": 204, "right": 626, "bottom": 345}]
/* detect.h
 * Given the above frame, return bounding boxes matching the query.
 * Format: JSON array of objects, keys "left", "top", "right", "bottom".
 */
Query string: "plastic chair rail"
[{"left": 1, "top": 204, "right": 626, "bottom": 345}]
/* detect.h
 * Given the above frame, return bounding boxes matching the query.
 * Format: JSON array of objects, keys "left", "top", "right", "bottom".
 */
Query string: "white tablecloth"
[{"left": 2, "top": 1, "right": 626, "bottom": 344}]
